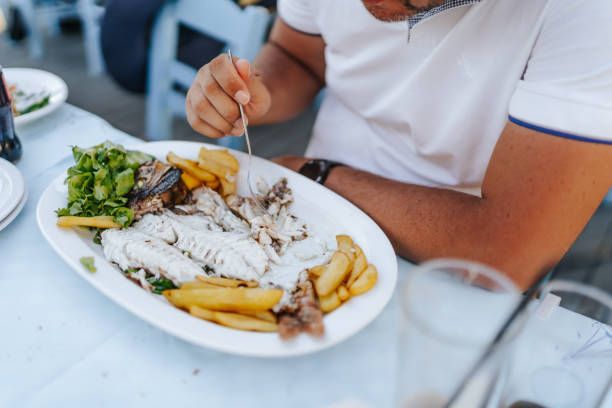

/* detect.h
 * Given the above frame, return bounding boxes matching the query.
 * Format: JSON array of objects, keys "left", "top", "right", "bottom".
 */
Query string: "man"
[{"left": 186, "top": 0, "right": 612, "bottom": 289}]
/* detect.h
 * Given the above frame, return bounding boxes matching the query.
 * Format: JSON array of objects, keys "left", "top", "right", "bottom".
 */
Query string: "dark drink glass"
[{"left": 0, "top": 66, "right": 23, "bottom": 163}]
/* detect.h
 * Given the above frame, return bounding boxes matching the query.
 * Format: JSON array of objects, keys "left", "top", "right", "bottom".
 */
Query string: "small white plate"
[
  {"left": 0, "top": 187, "right": 28, "bottom": 232},
  {"left": 0, "top": 158, "right": 25, "bottom": 222},
  {"left": 4, "top": 68, "right": 68, "bottom": 127},
  {"left": 37, "top": 141, "right": 398, "bottom": 357}
]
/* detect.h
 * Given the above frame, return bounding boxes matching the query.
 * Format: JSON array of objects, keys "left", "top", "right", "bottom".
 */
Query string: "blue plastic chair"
[
  {"left": 5, "top": 0, "right": 104, "bottom": 75},
  {"left": 146, "top": 0, "right": 271, "bottom": 149}
]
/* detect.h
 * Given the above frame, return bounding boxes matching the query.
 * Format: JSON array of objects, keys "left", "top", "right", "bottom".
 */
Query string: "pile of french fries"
[
  {"left": 163, "top": 275, "right": 282, "bottom": 332},
  {"left": 309, "top": 235, "right": 378, "bottom": 313},
  {"left": 167, "top": 147, "right": 239, "bottom": 197}
]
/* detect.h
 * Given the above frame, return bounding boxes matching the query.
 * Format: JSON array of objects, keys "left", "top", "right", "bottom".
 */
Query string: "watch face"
[{"left": 299, "top": 161, "right": 324, "bottom": 182}]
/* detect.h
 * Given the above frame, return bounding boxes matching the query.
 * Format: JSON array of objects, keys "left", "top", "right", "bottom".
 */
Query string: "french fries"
[
  {"left": 166, "top": 148, "right": 238, "bottom": 197},
  {"left": 319, "top": 291, "right": 342, "bottom": 313},
  {"left": 214, "top": 311, "right": 278, "bottom": 332},
  {"left": 337, "top": 285, "right": 350, "bottom": 302},
  {"left": 239, "top": 310, "right": 277, "bottom": 324},
  {"left": 57, "top": 215, "right": 121, "bottom": 229},
  {"left": 167, "top": 151, "right": 216, "bottom": 182},
  {"left": 181, "top": 172, "right": 202, "bottom": 190},
  {"left": 349, "top": 264, "right": 378, "bottom": 296},
  {"left": 218, "top": 177, "right": 236, "bottom": 196},
  {"left": 180, "top": 281, "right": 220, "bottom": 290},
  {"left": 189, "top": 306, "right": 278, "bottom": 332},
  {"left": 196, "top": 275, "right": 258, "bottom": 288},
  {"left": 315, "top": 251, "right": 350, "bottom": 297},
  {"left": 197, "top": 157, "right": 233, "bottom": 180},
  {"left": 163, "top": 287, "right": 282, "bottom": 312},
  {"left": 198, "top": 147, "right": 239, "bottom": 173},
  {"left": 346, "top": 245, "right": 367, "bottom": 287},
  {"left": 309, "top": 265, "right": 326, "bottom": 277},
  {"left": 308, "top": 234, "right": 378, "bottom": 315},
  {"left": 205, "top": 179, "right": 220, "bottom": 189},
  {"left": 336, "top": 235, "right": 356, "bottom": 267}
]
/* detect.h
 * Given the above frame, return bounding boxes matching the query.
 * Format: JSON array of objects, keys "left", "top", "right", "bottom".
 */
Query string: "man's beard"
[{"left": 363, "top": 0, "right": 445, "bottom": 22}]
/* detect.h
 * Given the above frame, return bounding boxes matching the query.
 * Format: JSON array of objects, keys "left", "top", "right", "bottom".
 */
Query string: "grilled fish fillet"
[
  {"left": 175, "top": 187, "right": 249, "bottom": 233},
  {"left": 101, "top": 228, "right": 204, "bottom": 285},
  {"left": 129, "top": 211, "right": 268, "bottom": 281}
]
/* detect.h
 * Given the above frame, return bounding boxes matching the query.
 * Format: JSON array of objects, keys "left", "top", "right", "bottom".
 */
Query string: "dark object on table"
[
  {"left": 0, "top": 67, "right": 23, "bottom": 163},
  {"left": 507, "top": 402, "right": 547, "bottom": 408},
  {"left": 128, "top": 160, "right": 189, "bottom": 220}
]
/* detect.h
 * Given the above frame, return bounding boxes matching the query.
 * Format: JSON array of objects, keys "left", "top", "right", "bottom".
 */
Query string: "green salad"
[{"left": 56, "top": 141, "right": 153, "bottom": 228}]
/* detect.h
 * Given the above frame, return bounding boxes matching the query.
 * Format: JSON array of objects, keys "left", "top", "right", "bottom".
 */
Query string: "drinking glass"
[
  {"left": 496, "top": 280, "right": 612, "bottom": 408},
  {"left": 395, "top": 258, "right": 523, "bottom": 408}
]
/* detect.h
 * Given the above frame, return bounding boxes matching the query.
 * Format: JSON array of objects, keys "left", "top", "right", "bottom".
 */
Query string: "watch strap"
[{"left": 298, "top": 159, "right": 345, "bottom": 185}]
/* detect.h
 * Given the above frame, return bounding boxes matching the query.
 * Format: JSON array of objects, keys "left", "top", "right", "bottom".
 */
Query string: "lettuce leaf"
[{"left": 56, "top": 141, "right": 153, "bottom": 228}]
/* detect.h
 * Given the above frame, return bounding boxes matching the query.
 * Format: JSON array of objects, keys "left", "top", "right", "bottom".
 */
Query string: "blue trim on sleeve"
[{"left": 508, "top": 115, "right": 612, "bottom": 145}]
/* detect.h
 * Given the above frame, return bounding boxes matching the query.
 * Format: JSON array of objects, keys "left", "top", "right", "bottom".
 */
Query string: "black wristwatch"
[{"left": 298, "top": 159, "right": 345, "bottom": 185}]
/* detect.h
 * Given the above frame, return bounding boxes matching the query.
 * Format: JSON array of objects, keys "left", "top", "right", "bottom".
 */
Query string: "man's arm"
[
  {"left": 185, "top": 17, "right": 325, "bottom": 138},
  {"left": 251, "top": 18, "right": 326, "bottom": 125},
  {"left": 276, "top": 122, "right": 612, "bottom": 289}
]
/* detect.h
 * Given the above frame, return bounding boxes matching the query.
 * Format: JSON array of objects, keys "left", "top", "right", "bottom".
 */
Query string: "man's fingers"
[
  {"left": 199, "top": 75, "right": 241, "bottom": 125},
  {"left": 189, "top": 86, "right": 235, "bottom": 135},
  {"left": 235, "top": 58, "right": 251, "bottom": 83},
  {"left": 209, "top": 55, "right": 250, "bottom": 105},
  {"left": 186, "top": 91, "right": 229, "bottom": 139}
]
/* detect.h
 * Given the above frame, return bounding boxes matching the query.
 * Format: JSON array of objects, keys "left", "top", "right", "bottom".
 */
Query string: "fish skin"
[{"left": 128, "top": 160, "right": 189, "bottom": 220}]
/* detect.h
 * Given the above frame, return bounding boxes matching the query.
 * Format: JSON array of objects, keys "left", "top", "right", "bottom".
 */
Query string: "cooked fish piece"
[
  {"left": 226, "top": 178, "right": 307, "bottom": 257},
  {"left": 278, "top": 271, "right": 324, "bottom": 339},
  {"left": 169, "top": 219, "right": 269, "bottom": 282},
  {"left": 261, "top": 178, "right": 294, "bottom": 217},
  {"left": 132, "top": 213, "right": 178, "bottom": 244},
  {"left": 101, "top": 228, "right": 204, "bottom": 285},
  {"left": 175, "top": 187, "right": 249, "bottom": 233},
  {"left": 132, "top": 211, "right": 223, "bottom": 245},
  {"left": 130, "top": 211, "right": 268, "bottom": 281},
  {"left": 128, "top": 160, "right": 189, "bottom": 220}
]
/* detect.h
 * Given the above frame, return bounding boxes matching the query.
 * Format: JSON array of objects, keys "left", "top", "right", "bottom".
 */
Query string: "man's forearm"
[
  {"left": 250, "top": 20, "right": 325, "bottom": 125},
  {"left": 324, "top": 165, "right": 570, "bottom": 290}
]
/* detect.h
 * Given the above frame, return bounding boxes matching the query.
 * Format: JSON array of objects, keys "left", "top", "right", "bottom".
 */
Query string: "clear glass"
[
  {"left": 395, "top": 258, "right": 522, "bottom": 408},
  {"left": 496, "top": 280, "right": 612, "bottom": 408}
]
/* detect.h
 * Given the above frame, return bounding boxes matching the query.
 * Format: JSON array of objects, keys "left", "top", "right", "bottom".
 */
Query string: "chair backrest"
[{"left": 146, "top": 0, "right": 271, "bottom": 145}]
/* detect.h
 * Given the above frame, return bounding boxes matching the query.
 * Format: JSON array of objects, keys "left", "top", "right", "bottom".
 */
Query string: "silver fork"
[{"left": 227, "top": 50, "right": 267, "bottom": 212}]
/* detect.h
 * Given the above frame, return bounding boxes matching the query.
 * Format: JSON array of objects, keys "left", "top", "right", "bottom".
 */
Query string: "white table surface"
[{"left": 1, "top": 105, "right": 610, "bottom": 408}]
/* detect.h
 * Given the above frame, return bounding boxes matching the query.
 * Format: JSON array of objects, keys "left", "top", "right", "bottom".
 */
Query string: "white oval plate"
[
  {"left": 0, "top": 157, "right": 25, "bottom": 222},
  {"left": 4, "top": 68, "right": 68, "bottom": 127},
  {"left": 37, "top": 141, "right": 398, "bottom": 357}
]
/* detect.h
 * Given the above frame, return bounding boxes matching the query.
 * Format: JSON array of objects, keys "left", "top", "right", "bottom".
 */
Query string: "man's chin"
[{"left": 364, "top": 4, "right": 416, "bottom": 21}]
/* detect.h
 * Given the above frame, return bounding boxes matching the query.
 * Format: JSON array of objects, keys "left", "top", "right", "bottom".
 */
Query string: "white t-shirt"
[{"left": 278, "top": 0, "right": 612, "bottom": 196}]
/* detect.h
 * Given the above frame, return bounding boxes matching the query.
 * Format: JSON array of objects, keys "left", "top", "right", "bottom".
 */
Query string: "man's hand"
[{"left": 186, "top": 55, "right": 271, "bottom": 139}]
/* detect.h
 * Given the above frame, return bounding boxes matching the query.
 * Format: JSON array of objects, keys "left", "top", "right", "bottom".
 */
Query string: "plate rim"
[
  {"left": 4, "top": 67, "right": 69, "bottom": 127},
  {"left": 36, "top": 140, "right": 398, "bottom": 357},
  {"left": 0, "top": 158, "right": 25, "bottom": 222},
  {"left": 0, "top": 186, "right": 28, "bottom": 232}
]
